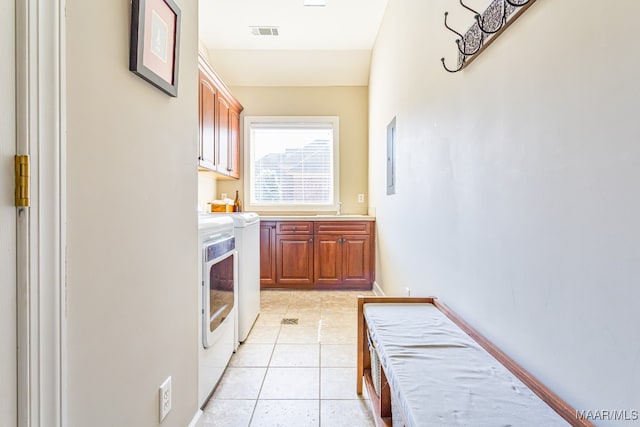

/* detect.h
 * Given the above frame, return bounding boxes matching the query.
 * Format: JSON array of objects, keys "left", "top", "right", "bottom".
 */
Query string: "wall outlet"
[
  {"left": 358, "top": 193, "right": 365, "bottom": 203},
  {"left": 159, "top": 376, "right": 172, "bottom": 422},
  {"left": 405, "top": 287, "right": 411, "bottom": 297},
  {"left": 220, "top": 193, "right": 227, "bottom": 200}
]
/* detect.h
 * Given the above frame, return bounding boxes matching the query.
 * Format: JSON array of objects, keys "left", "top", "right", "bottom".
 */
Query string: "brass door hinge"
[{"left": 15, "top": 155, "right": 30, "bottom": 207}]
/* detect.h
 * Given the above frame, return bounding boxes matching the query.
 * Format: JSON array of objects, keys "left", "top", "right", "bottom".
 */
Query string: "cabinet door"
[
  {"left": 198, "top": 71, "right": 216, "bottom": 170},
  {"left": 276, "top": 235, "right": 314, "bottom": 286},
  {"left": 341, "top": 235, "right": 372, "bottom": 286},
  {"left": 314, "top": 235, "right": 342, "bottom": 286},
  {"left": 216, "top": 95, "right": 230, "bottom": 173},
  {"left": 260, "top": 222, "right": 277, "bottom": 287},
  {"left": 228, "top": 108, "right": 240, "bottom": 179}
]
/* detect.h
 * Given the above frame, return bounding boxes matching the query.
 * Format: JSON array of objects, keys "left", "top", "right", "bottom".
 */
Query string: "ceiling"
[{"left": 199, "top": 0, "right": 389, "bottom": 86}]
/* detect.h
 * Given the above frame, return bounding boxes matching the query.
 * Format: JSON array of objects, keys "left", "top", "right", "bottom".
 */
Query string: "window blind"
[{"left": 249, "top": 122, "right": 335, "bottom": 206}]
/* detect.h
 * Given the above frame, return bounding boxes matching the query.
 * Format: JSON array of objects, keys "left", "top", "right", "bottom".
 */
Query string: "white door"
[{"left": 0, "top": 0, "right": 17, "bottom": 425}]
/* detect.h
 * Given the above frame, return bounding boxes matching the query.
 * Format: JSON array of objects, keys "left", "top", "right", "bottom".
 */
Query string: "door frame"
[{"left": 15, "top": 0, "right": 67, "bottom": 425}]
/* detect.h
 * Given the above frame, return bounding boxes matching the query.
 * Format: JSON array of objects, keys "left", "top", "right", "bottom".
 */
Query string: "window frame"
[{"left": 243, "top": 116, "right": 340, "bottom": 213}]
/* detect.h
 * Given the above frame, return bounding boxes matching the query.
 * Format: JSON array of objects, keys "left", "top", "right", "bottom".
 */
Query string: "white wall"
[
  {"left": 369, "top": 0, "right": 640, "bottom": 424},
  {"left": 0, "top": 0, "right": 16, "bottom": 425},
  {"left": 66, "top": 1, "right": 200, "bottom": 425}
]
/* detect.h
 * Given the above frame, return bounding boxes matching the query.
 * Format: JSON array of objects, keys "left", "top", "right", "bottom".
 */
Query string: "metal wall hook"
[
  {"left": 474, "top": 0, "right": 506, "bottom": 34},
  {"left": 505, "top": 0, "right": 530, "bottom": 6},
  {"left": 459, "top": 0, "right": 481, "bottom": 16},
  {"left": 444, "top": 11, "right": 483, "bottom": 56},
  {"left": 456, "top": 37, "right": 482, "bottom": 56},
  {"left": 441, "top": 57, "right": 464, "bottom": 73},
  {"left": 443, "top": 11, "right": 464, "bottom": 40}
]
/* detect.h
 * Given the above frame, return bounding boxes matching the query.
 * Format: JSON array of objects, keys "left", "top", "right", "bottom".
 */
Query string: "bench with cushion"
[{"left": 356, "top": 297, "right": 593, "bottom": 427}]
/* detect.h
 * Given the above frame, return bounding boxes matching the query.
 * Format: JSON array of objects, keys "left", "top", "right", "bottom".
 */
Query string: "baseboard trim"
[
  {"left": 372, "top": 281, "right": 385, "bottom": 296},
  {"left": 188, "top": 409, "right": 204, "bottom": 427}
]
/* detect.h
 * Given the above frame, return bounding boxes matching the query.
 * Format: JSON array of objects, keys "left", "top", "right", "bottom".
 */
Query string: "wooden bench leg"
[{"left": 380, "top": 364, "right": 392, "bottom": 421}]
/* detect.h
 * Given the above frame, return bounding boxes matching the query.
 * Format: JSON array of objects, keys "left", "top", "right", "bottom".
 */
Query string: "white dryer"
[{"left": 221, "top": 212, "right": 261, "bottom": 342}]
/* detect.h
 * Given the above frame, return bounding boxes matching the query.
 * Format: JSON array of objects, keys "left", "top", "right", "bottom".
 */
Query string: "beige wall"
[
  {"left": 0, "top": 0, "right": 16, "bottom": 424},
  {"left": 198, "top": 171, "right": 217, "bottom": 211},
  {"left": 369, "top": 0, "right": 640, "bottom": 423},
  {"left": 66, "top": 1, "right": 199, "bottom": 426},
  {"left": 216, "top": 86, "right": 369, "bottom": 215}
]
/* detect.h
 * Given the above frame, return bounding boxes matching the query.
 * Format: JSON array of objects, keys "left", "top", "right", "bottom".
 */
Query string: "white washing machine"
[
  {"left": 220, "top": 212, "right": 261, "bottom": 342},
  {"left": 197, "top": 213, "right": 237, "bottom": 407}
]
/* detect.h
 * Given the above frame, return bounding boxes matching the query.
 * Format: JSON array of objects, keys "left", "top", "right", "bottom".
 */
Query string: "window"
[{"left": 244, "top": 116, "right": 339, "bottom": 212}]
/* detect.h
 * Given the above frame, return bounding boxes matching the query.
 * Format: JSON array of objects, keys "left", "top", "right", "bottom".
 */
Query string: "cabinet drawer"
[
  {"left": 276, "top": 221, "right": 314, "bottom": 235},
  {"left": 314, "top": 221, "right": 371, "bottom": 235}
]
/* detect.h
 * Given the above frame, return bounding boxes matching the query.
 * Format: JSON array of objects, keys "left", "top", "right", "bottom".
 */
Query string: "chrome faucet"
[{"left": 336, "top": 201, "right": 342, "bottom": 216}]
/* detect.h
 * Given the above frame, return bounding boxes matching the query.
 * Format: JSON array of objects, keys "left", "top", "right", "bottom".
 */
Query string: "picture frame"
[{"left": 130, "top": 0, "right": 181, "bottom": 97}]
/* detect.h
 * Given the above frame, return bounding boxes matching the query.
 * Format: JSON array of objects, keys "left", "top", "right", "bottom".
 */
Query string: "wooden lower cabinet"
[
  {"left": 259, "top": 222, "right": 277, "bottom": 286},
  {"left": 260, "top": 220, "right": 374, "bottom": 289},
  {"left": 339, "top": 235, "right": 372, "bottom": 287},
  {"left": 314, "top": 235, "right": 341, "bottom": 286},
  {"left": 314, "top": 234, "right": 372, "bottom": 288},
  {"left": 275, "top": 235, "right": 314, "bottom": 286}
]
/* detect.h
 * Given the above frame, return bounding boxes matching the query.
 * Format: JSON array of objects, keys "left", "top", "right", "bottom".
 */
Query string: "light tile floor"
[{"left": 203, "top": 290, "right": 376, "bottom": 427}]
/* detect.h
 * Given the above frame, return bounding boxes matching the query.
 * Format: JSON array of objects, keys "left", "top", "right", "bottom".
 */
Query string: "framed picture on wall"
[{"left": 130, "top": 0, "right": 181, "bottom": 97}]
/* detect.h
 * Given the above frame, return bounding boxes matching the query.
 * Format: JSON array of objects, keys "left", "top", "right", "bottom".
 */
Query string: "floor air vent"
[
  {"left": 281, "top": 318, "right": 299, "bottom": 325},
  {"left": 250, "top": 26, "right": 280, "bottom": 36}
]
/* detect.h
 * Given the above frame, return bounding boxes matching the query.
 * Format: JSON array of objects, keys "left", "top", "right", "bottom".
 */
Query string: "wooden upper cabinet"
[
  {"left": 198, "top": 71, "right": 217, "bottom": 170},
  {"left": 197, "top": 54, "right": 243, "bottom": 179},
  {"left": 228, "top": 109, "right": 240, "bottom": 179},
  {"left": 216, "top": 95, "right": 230, "bottom": 173}
]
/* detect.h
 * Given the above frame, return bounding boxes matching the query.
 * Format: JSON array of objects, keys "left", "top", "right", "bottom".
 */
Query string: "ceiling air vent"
[{"left": 250, "top": 26, "right": 279, "bottom": 36}]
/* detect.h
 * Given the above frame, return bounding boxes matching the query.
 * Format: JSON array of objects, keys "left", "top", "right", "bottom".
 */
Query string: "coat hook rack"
[{"left": 440, "top": 0, "right": 538, "bottom": 73}]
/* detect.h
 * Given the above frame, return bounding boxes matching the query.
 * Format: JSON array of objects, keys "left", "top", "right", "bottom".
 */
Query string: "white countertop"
[{"left": 259, "top": 214, "right": 375, "bottom": 221}]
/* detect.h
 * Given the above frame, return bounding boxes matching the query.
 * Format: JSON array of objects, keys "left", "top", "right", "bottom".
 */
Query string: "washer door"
[{"left": 202, "top": 245, "right": 236, "bottom": 348}]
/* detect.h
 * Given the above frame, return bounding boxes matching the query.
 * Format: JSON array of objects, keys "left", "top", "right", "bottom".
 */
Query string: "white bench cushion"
[{"left": 364, "top": 303, "right": 569, "bottom": 427}]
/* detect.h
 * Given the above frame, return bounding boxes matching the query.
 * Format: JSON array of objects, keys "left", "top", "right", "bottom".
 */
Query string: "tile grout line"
[
  {"left": 246, "top": 306, "right": 283, "bottom": 427},
  {"left": 318, "top": 312, "right": 323, "bottom": 427}
]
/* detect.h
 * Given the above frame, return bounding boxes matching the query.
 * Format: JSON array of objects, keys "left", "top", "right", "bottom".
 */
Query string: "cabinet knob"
[{"left": 309, "top": 238, "right": 313, "bottom": 243}]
